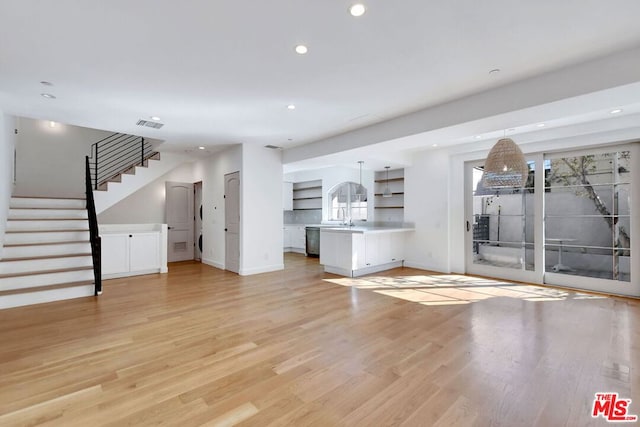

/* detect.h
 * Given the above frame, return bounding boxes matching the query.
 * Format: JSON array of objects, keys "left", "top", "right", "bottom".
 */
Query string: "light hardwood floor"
[{"left": 0, "top": 253, "right": 638, "bottom": 426}]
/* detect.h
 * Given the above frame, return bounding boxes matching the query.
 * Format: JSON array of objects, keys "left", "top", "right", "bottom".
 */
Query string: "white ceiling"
[{"left": 1, "top": 1, "right": 640, "bottom": 158}]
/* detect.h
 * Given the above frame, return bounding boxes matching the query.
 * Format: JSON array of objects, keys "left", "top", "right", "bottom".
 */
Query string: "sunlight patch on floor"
[{"left": 323, "top": 273, "right": 605, "bottom": 306}]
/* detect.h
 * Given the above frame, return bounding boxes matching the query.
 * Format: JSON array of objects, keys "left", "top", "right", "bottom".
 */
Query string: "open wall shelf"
[
  {"left": 374, "top": 169, "right": 404, "bottom": 222},
  {"left": 293, "top": 179, "right": 323, "bottom": 210}
]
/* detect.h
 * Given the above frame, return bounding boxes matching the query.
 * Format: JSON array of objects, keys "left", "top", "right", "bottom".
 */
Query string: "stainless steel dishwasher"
[{"left": 305, "top": 226, "right": 320, "bottom": 257}]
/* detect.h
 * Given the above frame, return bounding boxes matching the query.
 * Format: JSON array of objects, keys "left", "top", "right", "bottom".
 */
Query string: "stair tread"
[
  {"left": 0, "top": 266, "right": 94, "bottom": 279},
  {"left": 8, "top": 218, "right": 87, "bottom": 221},
  {"left": 10, "top": 207, "right": 86, "bottom": 210},
  {"left": 6, "top": 229, "right": 90, "bottom": 234},
  {"left": 11, "top": 196, "right": 86, "bottom": 200},
  {"left": 1, "top": 253, "right": 93, "bottom": 262},
  {"left": 0, "top": 280, "right": 95, "bottom": 296},
  {"left": 3, "top": 240, "right": 91, "bottom": 248}
]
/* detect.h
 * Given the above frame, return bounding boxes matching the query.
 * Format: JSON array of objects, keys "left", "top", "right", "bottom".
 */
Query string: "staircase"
[
  {"left": 0, "top": 197, "right": 96, "bottom": 309},
  {"left": 92, "top": 151, "right": 189, "bottom": 214}
]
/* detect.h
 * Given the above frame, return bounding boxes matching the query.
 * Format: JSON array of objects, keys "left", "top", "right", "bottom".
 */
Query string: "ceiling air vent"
[
  {"left": 264, "top": 145, "right": 282, "bottom": 149},
  {"left": 136, "top": 119, "right": 164, "bottom": 129}
]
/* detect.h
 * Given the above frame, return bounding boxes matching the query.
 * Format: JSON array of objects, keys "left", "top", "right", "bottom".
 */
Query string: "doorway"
[
  {"left": 194, "top": 181, "right": 203, "bottom": 261},
  {"left": 224, "top": 171, "right": 240, "bottom": 273}
]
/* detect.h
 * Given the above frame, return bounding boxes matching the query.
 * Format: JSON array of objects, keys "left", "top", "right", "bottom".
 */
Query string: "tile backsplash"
[{"left": 284, "top": 209, "right": 322, "bottom": 224}]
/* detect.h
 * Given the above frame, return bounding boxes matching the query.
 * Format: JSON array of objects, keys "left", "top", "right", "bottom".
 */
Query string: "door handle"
[
  {"left": 225, "top": 228, "right": 228, "bottom": 232},
  {"left": 168, "top": 226, "right": 173, "bottom": 230},
  {"left": 466, "top": 221, "right": 470, "bottom": 232}
]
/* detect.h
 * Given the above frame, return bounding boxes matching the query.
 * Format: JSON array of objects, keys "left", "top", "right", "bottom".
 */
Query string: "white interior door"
[
  {"left": 166, "top": 181, "right": 194, "bottom": 262},
  {"left": 224, "top": 172, "right": 240, "bottom": 273}
]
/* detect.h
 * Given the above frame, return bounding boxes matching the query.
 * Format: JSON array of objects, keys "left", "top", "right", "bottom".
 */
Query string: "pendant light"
[
  {"left": 382, "top": 166, "right": 392, "bottom": 197},
  {"left": 354, "top": 160, "right": 366, "bottom": 202},
  {"left": 482, "top": 137, "right": 528, "bottom": 188}
]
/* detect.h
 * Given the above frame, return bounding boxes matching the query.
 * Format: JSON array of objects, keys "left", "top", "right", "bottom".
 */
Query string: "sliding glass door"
[
  {"left": 544, "top": 147, "right": 639, "bottom": 296},
  {"left": 465, "top": 156, "right": 541, "bottom": 284},
  {"left": 465, "top": 143, "right": 639, "bottom": 297}
]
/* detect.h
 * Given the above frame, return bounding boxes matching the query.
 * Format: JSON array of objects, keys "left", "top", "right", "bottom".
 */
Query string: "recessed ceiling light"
[
  {"left": 198, "top": 146, "right": 205, "bottom": 150},
  {"left": 537, "top": 123, "right": 546, "bottom": 127},
  {"left": 40, "top": 81, "right": 53, "bottom": 86},
  {"left": 610, "top": 108, "right": 623, "bottom": 114},
  {"left": 432, "top": 143, "right": 438, "bottom": 147},
  {"left": 349, "top": 4, "right": 366, "bottom": 17},
  {"left": 287, "top": 104, "right": 296, "bottom": 110},
  {"left": 49, "top": 121, "right": 57, "bottom": 128},
  {"left": 150, "top": 116, "right": 161, "bottom": 121},
  {"left": 475, "top": 135, "right": 482, "bottom": 140},
  {"left": 489, "top": 69, "right": 501, "bottom": 75},
  {"left": 295, "top": 45, "right": 308, "bottom": 55},
  {"left": 288, "top": 138, "right": 293, "bottom": 141},
  {"left": 41, "top": 93, "right": 56, "bottom": 99}
]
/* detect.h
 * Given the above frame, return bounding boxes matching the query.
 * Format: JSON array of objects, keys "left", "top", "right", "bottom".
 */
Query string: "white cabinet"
[
  {"left": 101, "top": 234, "right": 130, "bottom": 275},
  {"left": 283, "top": 227, "right": 292, "bottom": 248},
  {"left": 283, "top": 225, "right": 306, "bottom": 253},
  {"left": 320, "top": 229, "right": 410, "bottom": 277},
  {"left": 129, "top": 233, "right": 161, "bottom": 271},
  {"left": 283, "top": 182, "right": 293, "bottom": 211},
  {"left": 101, "top": 232, "right": 161, "bottom": 279}
]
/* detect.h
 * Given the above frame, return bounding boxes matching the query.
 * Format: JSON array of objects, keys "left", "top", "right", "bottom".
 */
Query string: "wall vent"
[
  {"left": 264, "top": 145, "right": 282, "bottom": 149},
  {"left": 136, "top": 119, "right": 164, "bottom": 129}
]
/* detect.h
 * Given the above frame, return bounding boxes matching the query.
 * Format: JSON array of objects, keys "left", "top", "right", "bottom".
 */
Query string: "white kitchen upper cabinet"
[
  {"left": 129, "top": 232, "right": 160, "bottom": 271},
  {"left": 283, "top": 182, "right": 293, "bottom": 211},
  {"left": 101, "top": 234, "right": 130, "bottom": 275}
]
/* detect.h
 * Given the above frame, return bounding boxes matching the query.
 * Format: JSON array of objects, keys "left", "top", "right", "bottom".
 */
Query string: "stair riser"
[
  {"left": 10, "top": 198, "right": 85, "bottom": 209},
  {"left": 0, "top": 270, "right": 95, "bottom": 292},
  {"left": 4, "top": 231, "right": 91, "bottom": 245},
  {"left": 9, "top": 209, "right": 88, "bottom": 220},
  {"left": 2, "top": 243, "right": 92, "bottom": 259},
  {"left": 0, "top": 256, "right": 93, "bottom": 275},
  {"left": 7, "top": 220, "right": 89, "bottom": 231},
  {"left": 0, "top": 285, "right": 95, "bottom": 310}
]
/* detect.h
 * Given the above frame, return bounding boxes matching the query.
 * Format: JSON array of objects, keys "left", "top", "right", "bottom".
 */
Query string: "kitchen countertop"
[{"left": 320, "top": 226, "right": 414, "bottom": 234}]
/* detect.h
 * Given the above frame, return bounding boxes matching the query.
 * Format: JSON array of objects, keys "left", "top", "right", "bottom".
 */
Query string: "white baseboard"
[
  {"left": 239, "top": 264, "right": 284, "bottom": 276},
  {"left": 403, "top": 261, "right": 449, "bottom": 274},
  {"left": 202, "top": 258, "right": 224, "bottom": 270},
  {"left": 102, "top": 269, "right": 161, "bottom": 280}
]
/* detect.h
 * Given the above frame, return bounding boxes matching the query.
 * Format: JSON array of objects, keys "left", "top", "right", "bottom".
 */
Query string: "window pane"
[
  {"left": 472, "top": 162, "right": 534, "bottom": 271},
  {"left": 544, "top": 150, "right": 631, "bottom": 282},
  {"left": 545, "top": 245, "right": 631, "bottom": 282},
  {"left": 545, "top": 216, "right": 618, "bottom": 248}
]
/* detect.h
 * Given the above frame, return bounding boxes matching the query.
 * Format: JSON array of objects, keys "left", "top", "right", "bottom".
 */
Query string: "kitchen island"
[{"left": 320, "top": 226, "right": 413, "bottom": 277}]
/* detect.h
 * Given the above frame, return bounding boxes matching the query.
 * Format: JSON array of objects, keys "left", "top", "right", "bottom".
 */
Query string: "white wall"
[
  {"left": 403, "top": 149, "right": 451, "bottom": 272},
  {"left": 201, "top": 145, "right": 242, "bottom": 270},
  {"left": 240, "top": 144, "right": 284, "bottom": 275},
  {"left": 284, "top": 165, "right": 375, "bottom": 222},
  {"left": 14, "top": 118, "right": 112, "bottom": 198},
  {"left": 98, "top": 160, "right": 205, "bottom": 224},
  {"left": 0, "top": 113, "right": 17, "bottom": 259}
]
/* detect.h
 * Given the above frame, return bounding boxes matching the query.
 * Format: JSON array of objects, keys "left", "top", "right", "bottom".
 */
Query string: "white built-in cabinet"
[
  {"left": 100, "top": 224, "right": 168, "bottom": 279},
  {"left": 320, "top": 229, "right": 408, "bottom": 277},
  {"left": 283, "top": 181, "right": 293, "bottom": 211},
  {"left": 101, "top": 232, "right": 160, "bottom": 278},
  {"left": 283, "top": 225, "right": 306, "bottom": 253}
]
